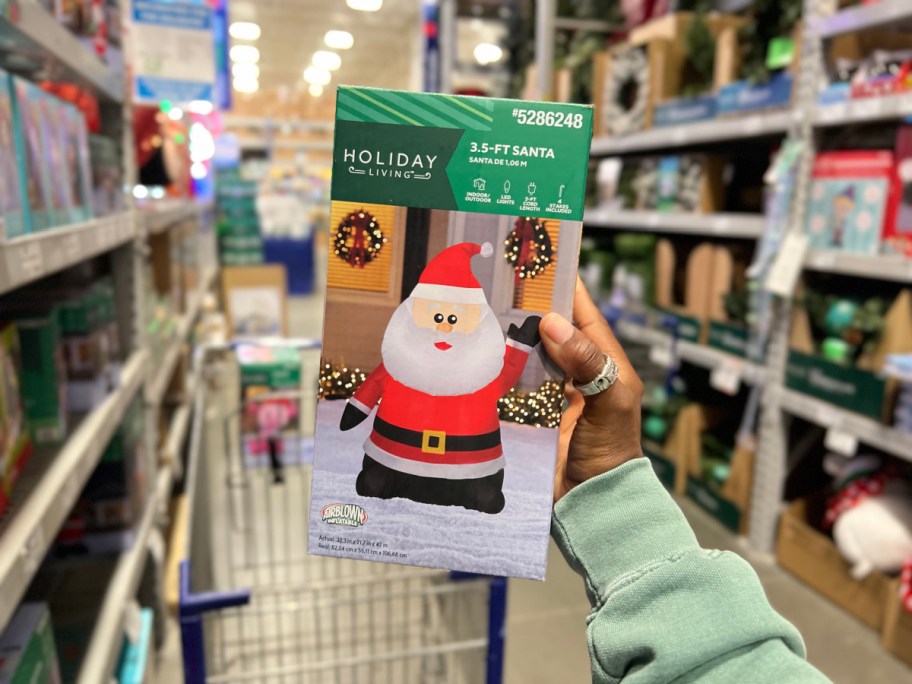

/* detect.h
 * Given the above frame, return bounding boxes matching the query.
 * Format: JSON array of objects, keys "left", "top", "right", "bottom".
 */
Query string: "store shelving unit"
[
  {"left": 140, "top": 200, "right": 213, "bottom": 236},
  {"left": 0, "top": 351, "right": 148, "bottom": 629},
  {"left": 0, "top": 213, "right": 134, "bottom": 295},
  {"left": 588, "top": 0, "right": 912, "bottom": 555},
  {"left": 0, "top": 1, "right": 123, "bottom": 101},
  {"left": 584, "top": 208, "right": 765, "bottom": 239}
]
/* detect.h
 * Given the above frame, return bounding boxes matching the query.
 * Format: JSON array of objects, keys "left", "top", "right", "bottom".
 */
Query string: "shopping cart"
[{"left": 179, "top": 341, "right": 507, "bottom": 684}]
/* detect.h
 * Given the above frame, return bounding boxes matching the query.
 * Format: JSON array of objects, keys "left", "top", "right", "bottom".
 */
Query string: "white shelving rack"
[
  {"left": 0, "top": 5, "right": 219, "bottom": 683},
  {"left": 587, "top": 0, "right": 912, "bottom": 553}
]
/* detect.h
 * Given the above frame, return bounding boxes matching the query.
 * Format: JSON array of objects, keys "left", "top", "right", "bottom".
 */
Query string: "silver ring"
[{"left": 573, "top": 354, "right": 619, "bottom": 396}]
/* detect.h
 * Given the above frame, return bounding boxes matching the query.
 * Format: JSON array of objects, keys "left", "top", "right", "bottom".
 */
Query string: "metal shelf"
[
  {"left": 140, "top": 200, "right": 211, "bottom": 236},
  {"left": 812, "top": 0, "right": 912, "bottom": 39},
  {"left": 805, "top": 250, "right": 912, "bottom": 282},
  {"left": 155, "top": 374, "right": 196, "bottom": 513},
  {"left": 0, "top": 213, "right": 134, "bottom": 295},
  {"left": 0, "top": 2, "right": 123, "bottom": 102},
  {"left": 816, "top": 92, "right": 912, "bottom": 127},
  {"left": 147, "top": 270, "right": 216, "bottom": 408},
  {"left": 615, "top": 320, "right": 765, "bottom": 385},
  {"left": 780, "top": 388, "right": 912, "bottom": 463},
  {"left": 0, "top": 351, "right": 148, "bottom": 630},
  {"left": 590, "top": 110, "right": 795, "bottom": 156},
  {"left": 76, "top": 494, "right": 157, "bottom": 684},
  {"left": 584, "top": 208, "right": 766, "bottom": 239}
]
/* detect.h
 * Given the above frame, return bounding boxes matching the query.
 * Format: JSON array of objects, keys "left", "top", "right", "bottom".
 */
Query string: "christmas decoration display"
[
  {"left": 601, "top": 47, "right": 649, "bottom": 136},
  {"left": 804, "top": 290, "right": 888, "bottom": 365},
  {"left": 736, "top": 0, "right": 801, "bottom": 84},
  {"left": 823, "top": 453, "right": 912, "bottom": 612},
  {"left": 311, "top": 87, "right": 592, "bottom": 579},
  {"left": 334, "top": 209, "right": 386, "bottom": 268},
  {"left": 318, "top": 362, "right": 367, "bottom": 400},
  {"left": 504, "top": 217, "right": 553, "bottom": 284},
  {"left": 497, "top": 381, "right": 562, "bottom": 428}
]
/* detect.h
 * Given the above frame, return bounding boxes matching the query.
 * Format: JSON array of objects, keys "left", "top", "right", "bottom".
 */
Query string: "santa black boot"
[{"left": 355, "top": 455, "right": 397, "bottom": 499}]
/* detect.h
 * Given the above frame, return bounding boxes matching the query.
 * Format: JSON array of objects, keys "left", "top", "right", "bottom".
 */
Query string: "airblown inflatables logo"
[{"left": 321, "top": 503, "right": 368, "bottom": 527}]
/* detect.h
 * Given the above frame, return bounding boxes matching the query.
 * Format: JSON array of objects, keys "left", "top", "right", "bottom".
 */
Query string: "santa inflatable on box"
[{"left": 339, "top": 241, "right": 542, "bottom": 514}]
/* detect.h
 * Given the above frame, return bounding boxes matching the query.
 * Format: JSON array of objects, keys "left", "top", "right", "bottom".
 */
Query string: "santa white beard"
[{"left": 381, "top": 298, "right": 505, "bottom": 396}]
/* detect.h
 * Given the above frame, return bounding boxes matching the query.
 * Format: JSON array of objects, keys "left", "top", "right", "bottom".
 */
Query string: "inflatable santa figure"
[{"left": 339, "top": 241, "right": 541, "bottom": 514}]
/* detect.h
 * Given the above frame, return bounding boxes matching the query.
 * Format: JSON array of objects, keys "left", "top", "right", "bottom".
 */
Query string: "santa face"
[{"left": 381, "top": 297, "right": 505, "bottom": 396}]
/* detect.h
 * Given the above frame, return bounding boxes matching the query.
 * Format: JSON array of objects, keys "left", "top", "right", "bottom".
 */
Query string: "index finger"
[{"left": 572, "top": 278, "right": 642, "bottom": 393}]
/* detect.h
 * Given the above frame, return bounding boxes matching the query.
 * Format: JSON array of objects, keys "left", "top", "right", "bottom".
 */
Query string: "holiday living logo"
[
  {"left": 343, "top": 148, "right": 437, "bottom": 180},
  {"left": 321, "top": 502, "right": 368, "bottom": 527}
]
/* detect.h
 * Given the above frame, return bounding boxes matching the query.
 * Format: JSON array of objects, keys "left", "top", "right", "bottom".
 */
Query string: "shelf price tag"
[
  {"left": 825, "top": 427, "right": 858, "bottom": 457},
  {"left": 18, "top": 243, "right": 43, "bottom": 280},
  {"left": 21, "top": 528, "right": 45, "bottom": 575},
  {"left": 765, "top": 232, "right": 809, "bottom": 297},
  {"left": 124, "top": 600, "right": 143, "bottom": 645},
  {"left": 649, "top": 340, "right": 675, "bottom": 369},
  {"left": 710, "top": 357, "right": 743, "bottom": 396}
]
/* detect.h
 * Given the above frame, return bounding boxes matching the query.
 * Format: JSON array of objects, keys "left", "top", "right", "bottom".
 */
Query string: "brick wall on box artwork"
[
  {"left": 513, "top": 219, "right": 560, "bottom": 313},
  {"left": 328, "top": 201, "right": 399, "bottom": 294}
]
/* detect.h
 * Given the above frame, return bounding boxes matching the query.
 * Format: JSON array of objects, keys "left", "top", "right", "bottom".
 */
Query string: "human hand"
[{"left": 540, "top": 278, "right": 645, "bottom": 502}]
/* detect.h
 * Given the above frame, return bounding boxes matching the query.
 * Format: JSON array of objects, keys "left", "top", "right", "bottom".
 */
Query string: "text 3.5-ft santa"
[{"left": 339, "top": 242, "right": 541, "bottom": 514}]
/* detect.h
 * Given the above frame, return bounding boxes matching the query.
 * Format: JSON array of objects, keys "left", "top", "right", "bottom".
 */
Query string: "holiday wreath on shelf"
[
  {"left": 334, "top": 209, "right": 386, "bottom": 268},
  {"left": 602, "top": 46, "right": 649, "bottom": 136},
  {"left": 504, "top": 217, "right": 553, "bottom": 284}
]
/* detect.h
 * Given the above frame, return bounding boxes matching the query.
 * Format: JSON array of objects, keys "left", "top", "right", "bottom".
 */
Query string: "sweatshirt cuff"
[{"left": 551, "top": 458, "right": 699, "bottom": 604}]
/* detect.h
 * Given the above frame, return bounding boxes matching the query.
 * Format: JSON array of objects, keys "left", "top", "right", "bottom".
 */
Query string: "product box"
[
  {"left": 36, "top": 92, "right": 74, "bottom": 226},
  {"left": 10, "top": 78, "right": 56, "bottom": 232},
  {"left": 16, "top": 308, "right": 68, "bottom": 445},
  {"left": 116, "top": 608, "right": 154, "bottom": 684},
  {"left": 717, "top": 72, "right": 794, "bottom": 116},
  {"left": 59, "top": 291, "right": 111, "bottom": 412},
  {"left": 805, "top": 151, "right": 896, "bottom": 255},
  {"left": 0, "top": 603, "right": 62, "bottom": 684},
  {"left": 61, "top": 103, "right": 94, "bottom": 223},
  {"left": 0, "top": 70, "right": 26, "bottom": 239},
  {"left": 238, "top": 345, "right": 309, "bottom": 469},
  {"left": 309, "top": 87, "right": 592, "bottom": 579},
  {"left": 786, "top": 349, "right": 888, "bottom": 420},
  {"left": 0, "top": 323, "right": 32, "bottom": 515},
  {"left": 887, "top": 126, "right": 912, "bottom": 257}
]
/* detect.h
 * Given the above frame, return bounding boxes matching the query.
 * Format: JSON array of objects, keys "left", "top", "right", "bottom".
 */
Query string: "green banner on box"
[
  {"left": 786, "top": 350, "right": 885, "bottom": 420},
  {"left": 331, "top": 87, "right": 593, "bottom": 221},
  {"left": 708, "top": 321, "right": 748, "bottom": 358}
]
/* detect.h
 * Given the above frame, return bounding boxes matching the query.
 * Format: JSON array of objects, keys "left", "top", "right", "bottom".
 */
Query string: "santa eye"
[
  {"left": 447, "top": 314, "right": 458, "bottom": 325},
  {"left": 434, "top": 313, "right": 444, "bottom": 323}
]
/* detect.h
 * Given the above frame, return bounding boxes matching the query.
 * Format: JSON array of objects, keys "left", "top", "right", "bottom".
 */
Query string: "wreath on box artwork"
[
  {"left": 334, "top": 209, "right": 386, "bottom": 268},
  {"left": 602, "top": 47, "right": 649, "bottom": 136},
  {"left": 504, "top": 217, "right": 553, "bottom": 285}
]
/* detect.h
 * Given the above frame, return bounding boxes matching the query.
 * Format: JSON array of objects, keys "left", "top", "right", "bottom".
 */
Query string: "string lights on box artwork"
[
  {"left": 319, "top": 362, "right": 368, "bottom": 400},
  {"left": 498, "top": 381, "right": 563, "bottom": 428},
  {"left": 504, "top": 217, "right": 553, "bottom": 282}
]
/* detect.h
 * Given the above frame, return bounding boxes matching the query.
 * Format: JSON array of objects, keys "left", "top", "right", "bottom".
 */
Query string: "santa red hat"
[{"left": 409, "top": 242, "right": 493, "bottom": 304}]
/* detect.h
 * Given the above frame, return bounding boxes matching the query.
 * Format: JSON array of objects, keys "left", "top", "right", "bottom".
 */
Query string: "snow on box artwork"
[{"left": 309, "top": 87, "right": 593, "bottom": 579}]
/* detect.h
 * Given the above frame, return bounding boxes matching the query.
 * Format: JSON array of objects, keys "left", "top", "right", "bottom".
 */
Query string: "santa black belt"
[{"left": 373, "top": 417, "right": 501, "bottom": 455}]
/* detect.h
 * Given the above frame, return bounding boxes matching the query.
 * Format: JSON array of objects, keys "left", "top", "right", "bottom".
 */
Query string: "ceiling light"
[
  {"left": 309, "top": 84, "right": 323, "bottom": 97},
  {"left": 190, "top": 162, "right": 208, "bottom": 180},
  {"left": 473, "top": 42, "right": 503, "bottom": 65},
  {"left": 229, "top": 45, "right": 260, "bottom": 63},
  {"left": 324, "top": 30, "right": 354, "bottom": 50},
  {"left": 232, "top": 62, "right": 259, "bottom": 79},
  {"left": 188, "top": 100, "right": 213, "bottom": 115},
  {"left": 313, "top": 50, "right": 341, "bottom": 71},
  {"left": 303, "top": 65, "right": 331, "bottom": 86},
  {"left": 229, "top": 22, "right": 261, "bottom": 40},
  {"left": 346, "top": 0, "right": 382, "bottom": 11},
  {"left": 233, "top": 76, "right": 259, "bottom": 93}
]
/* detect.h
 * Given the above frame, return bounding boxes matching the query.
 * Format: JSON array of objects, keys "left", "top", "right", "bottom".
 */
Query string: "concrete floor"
[{"left": 156, "top": 293, "right": 912, "bottom": 682}]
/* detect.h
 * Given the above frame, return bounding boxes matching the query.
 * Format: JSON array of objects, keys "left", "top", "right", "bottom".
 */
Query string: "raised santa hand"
[
  {"left": 339, "top": 402, "right": 369, "bottom": 431},
  {"left": 507, "top": 315, "right": 542, "bottom": 348}
]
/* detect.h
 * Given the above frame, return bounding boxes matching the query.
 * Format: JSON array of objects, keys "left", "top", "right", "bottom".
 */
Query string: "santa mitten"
[
  {"left": 508, "top": 315, "right": 542, "bottom": 348},
  {"left": 340, "top": 402, "right": 369, "bottom": 431}
]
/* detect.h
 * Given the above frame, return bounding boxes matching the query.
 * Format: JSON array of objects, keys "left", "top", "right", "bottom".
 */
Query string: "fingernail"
[{"left": 542, "top": 313, "right": 573, "bottom": 344}]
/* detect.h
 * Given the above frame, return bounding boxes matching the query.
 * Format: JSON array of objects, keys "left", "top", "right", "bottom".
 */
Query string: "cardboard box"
[
  {"left": 883, "top": 578, "right": 912, "bottom": 666},
  {"left": 0, "top": 69, "right": 26, "bottom": 239},
  {"left": 777, "top": 497, "right": 891, "bottom": 631},
  {"left": 0, "top": 603, "right": 61, "bottom": 684},
  {"left": 0, "top": 322, "right": 33, "bottom": 514},
  {"left": 16, "top": 308, "right": 67, "bottom": 445},
  {"left": 654, "top": 238, "right": 717, "bottom": 342}
]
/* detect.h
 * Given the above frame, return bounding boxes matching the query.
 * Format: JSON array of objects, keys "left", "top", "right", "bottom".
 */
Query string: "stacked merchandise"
[
  {"left": 0, "top": 70, "right": 95, "bottom": 239},
  {"left": 215, "top": 170, "right": 263, "bottom": 266},
  {"left": 0, "top": 603, "right": 61, "bottom": 683},
  {"left": 37, "top": 0, "right": 123, "bottom": 69}
]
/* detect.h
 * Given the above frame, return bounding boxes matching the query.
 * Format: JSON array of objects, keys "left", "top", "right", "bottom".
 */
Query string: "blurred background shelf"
[{"left": 584, "top": 209, "right": 766, "bottom": 239}]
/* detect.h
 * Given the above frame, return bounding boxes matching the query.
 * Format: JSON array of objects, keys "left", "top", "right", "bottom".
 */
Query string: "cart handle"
[{"left": 178, "top": 559, "right": 251, "bottom": 617}]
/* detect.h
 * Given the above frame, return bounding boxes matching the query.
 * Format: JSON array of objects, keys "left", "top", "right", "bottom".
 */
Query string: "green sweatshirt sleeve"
[{"left": 551, "top": 458, "right": 831, "bottom": 683}]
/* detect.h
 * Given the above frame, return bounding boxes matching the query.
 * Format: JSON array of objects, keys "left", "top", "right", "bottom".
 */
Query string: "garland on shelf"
[
  {"left": 319, "top": 362, "right": 367, "bottom": 400},
  {"left": 504, "top": 217, "right": 553, "bottom": 285},
  {"left": 497, "top": 380, "right": 563, "bottom": 428},
  {"left": 334, "top": 209, "right": 386, "bottom": 268},
  {"left": 602, "top": 47, "right": 649, "bottom": 136}
]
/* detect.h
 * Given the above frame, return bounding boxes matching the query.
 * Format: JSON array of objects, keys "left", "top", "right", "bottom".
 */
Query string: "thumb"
[{"left": 539, "top": 313, "right": 606, "bottom": 387}]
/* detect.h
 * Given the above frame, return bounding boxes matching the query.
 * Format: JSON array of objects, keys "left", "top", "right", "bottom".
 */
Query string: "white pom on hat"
[{"left": 480, "top": 242, "right": 493, "bottom": 258}]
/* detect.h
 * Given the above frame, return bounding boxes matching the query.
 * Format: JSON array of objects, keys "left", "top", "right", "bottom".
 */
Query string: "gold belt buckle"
[{"left": 421, "top": 429, "right": 446, "bottom": 454}]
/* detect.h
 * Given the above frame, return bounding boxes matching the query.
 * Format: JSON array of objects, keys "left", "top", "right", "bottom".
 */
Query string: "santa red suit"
[{"left": 339, "top": 241, "right": 541, "bottom": 514}]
